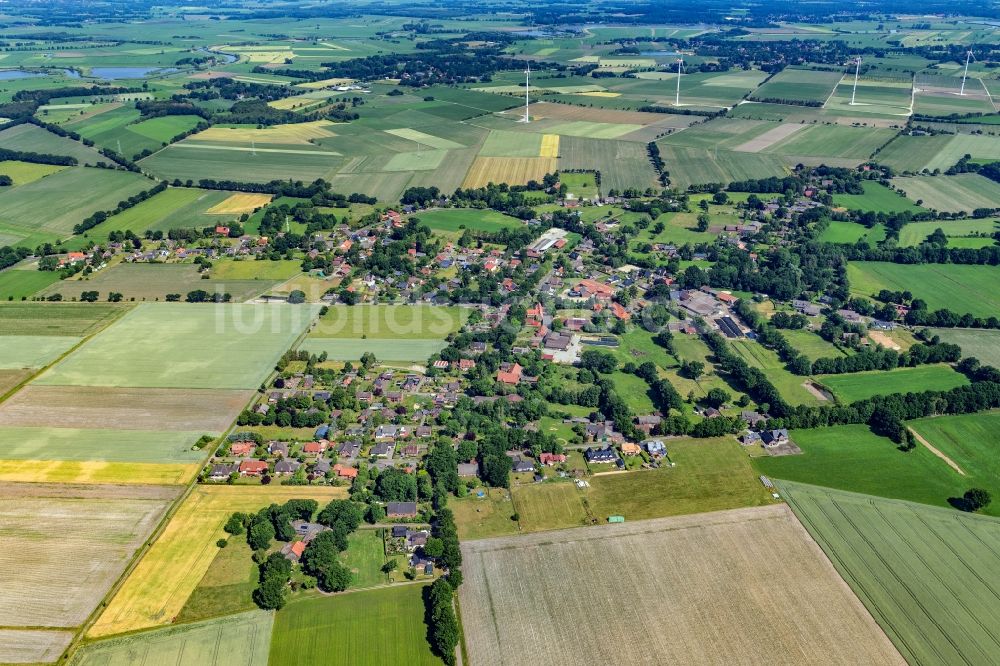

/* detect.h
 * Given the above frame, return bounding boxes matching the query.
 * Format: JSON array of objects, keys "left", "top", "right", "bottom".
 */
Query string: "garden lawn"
[
  {"left": 754, "top": 425, "right": 966, "bottom": 509},
  {"left": 268, "top": 585, "right": 444, "bottom": 666}
]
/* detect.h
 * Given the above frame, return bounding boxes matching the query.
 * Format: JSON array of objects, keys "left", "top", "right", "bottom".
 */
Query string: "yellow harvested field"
[
  {"left": 539, "top": 134, "right": 560, "bottom": 158},
  {"left": 574, "top": 91, "right": 622, "bottom": 98},
  {"left": 190, "top": 121, "right": 336, "bottom": 145},
  {"left": 462, "top": 156, "right": 558, "bottom": 188},
  {"left": 460, "top": 505, "right": 905, "bottom": 666},
  {"left": 296, "top": 77, "right": 355, "bottom": 90},
  {"left": 206, "top": 193, "right": 273, "bottom": 215},
  {"left": 89, "top": 485, "right": 347, "bottom": 638},
  {"left": 0, "top": 460, "right": 199, "bottom": 485}
]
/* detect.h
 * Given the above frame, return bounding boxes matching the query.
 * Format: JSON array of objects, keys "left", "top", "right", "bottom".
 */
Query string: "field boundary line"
[{"left": 906, "top": 427, "right": 965, "bottom": 476}]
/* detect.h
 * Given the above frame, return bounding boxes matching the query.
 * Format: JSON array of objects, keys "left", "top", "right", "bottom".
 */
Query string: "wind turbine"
[
  {"left": 521, "top": 62, "right": 531, "bottom": 123},
  {"left": 674, "top": 58, "right": 684, "bottom": 106},
  {"left": 959, "top": 50, "right": 975, "bottom": 96},
  {"left": 850, "top": 56, "right": 862, "bottom": 105},
  {"left": 251, "top": 139, "right": 256, "bottom": 157}
]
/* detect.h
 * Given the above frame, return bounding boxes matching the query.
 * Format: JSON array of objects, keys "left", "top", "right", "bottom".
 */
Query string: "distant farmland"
[
  {"left": 460, "top": 506, "right": 904, "bottom": 666},
  {"left": 781, "top": 481, "right": 1000, "bottom": 666}
]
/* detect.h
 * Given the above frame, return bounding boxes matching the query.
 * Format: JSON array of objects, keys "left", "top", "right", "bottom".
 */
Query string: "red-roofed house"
[
  {"left": 303, "top": 441, "right": 328, "bottom": 455},
  {"left": 611, "top": 302, "right": 631, "bottom": 321},
  {"left": 239, "top": 460, "right": 268, "bottom": 476},
  {"left": 215, "top": 225, "right": 230, "bottom": 236},
  {"left": 333, "top": 464, "right": 358, "bottom": 479},
  {"left": 497, "top": 362, "right": 522, "bottom": 385},
  {"left": 539, "top": 453, "right": 567, "bottom": 466},
  {"left": 578, "top": 279, "right": 614, "bottom": 298},
  {"left": 283, "top": 540, "right": 307, "bottom": 562},
  {"left": 231, "top": 442, "right": 255, "bottom": 456}
]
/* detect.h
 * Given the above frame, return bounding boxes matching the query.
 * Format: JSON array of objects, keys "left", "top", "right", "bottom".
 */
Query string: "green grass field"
[
  {"left": 36, "top": 302, "right": 319, "bottom": 389},
  {"left": 831, "top": 182, "right": 922, "bottom": 213},
  {"left": 817, "top": 221, "right": 887, "bottom": 245},
  {"left": 750, "top": 67, "right": 844, "bottom": 104},
  {"left": 70, "top": 610, "right": 273, "bottom": 666},
  {"left": 311, "top": 304, "right": 466, "bottom": 339},
  {"left": 0, "top": 335, "right": 79, "bottom": 369},
  {"left": 754, "top": 424, "right": 967, "bottom": 508},
  {"left": 780, "top": 481, "right": 1000, "bottom": 666},
  {"left": 0, "top": 302, "right": 129, "bottom": 336},
  {"left": 513, "top": 437, "right": 775, "bottom": 532},
  {"left": 897, "top": 218, "right": 998, "bottom": 247},
  {"left": 66, "top": 106, "right": 202, "bottom": 159},
  {"left": 210, "top": 259, "right": 301, "bottom": 281},
  {"left": 781, "top": 328, "right": 848, "bottom": 361},
  {"left": 177, "top": 540, "right": 258, "bottom": 623},
  {"left": 908, "top": 411, "right": 1000, "bottom": 514},
  {"left": 341, "top": 529, "right": 388, "bottom": 588},
  {"left": 848, "top": 261, "right": 1000, "bottom": 317},
  {"left": 0, "top": 264, "right": 61, "bottom": 300},
  {"left": 413, "top": 209, "right": 522, "bottom": 235},
  {"left": 301, "top": 338, "right": 447, "bottom": 362},
  {"left": 875, "top": 134, "right": 956, "bottom": 173},
  {"left": 559, "top": 136, "right": 658, "bottom": 192},
  {"left": 763, "top": 124, "right": 895, "bottom": 160},
  {"left": 609, "top": 371, "right": 656, "bottom": 413},
  {"left": 0, "top": 426, "right": 208, "bottom": 463},
  {"left": 45, "top": 263, "right": 278, "bottom": 303},
  {"left": 0, "top": 160, "right": 66, "bottom": 185},
  {"left": 729, "top": 339, "right": 821, "bottom": 406},
  {"left": 653, "top": 144, "right": 789, "bottom": 190},
  {"left": 0, "top": 167, "right": 152, "bottom": 239},
  {"left": 817, "top": 364, "right": 968, "bottom": 403},
  {"left": 892, "top": 174, "right": 1000, "bottom": 213},
  {"left": 85, "top": 187, "right": 243, "bottom": 241},
  {"left": 269, "top": 586, "right": 444, "bottom": 666},
  {"left": 927, "top": 328, "right": 1000, "bottom": 367},
  {"left": 0, "top": 123, "right": 105, "bottom": 165}
]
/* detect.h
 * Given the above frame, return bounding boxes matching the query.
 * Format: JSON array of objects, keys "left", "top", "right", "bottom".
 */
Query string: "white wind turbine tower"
[
  {"left": 850, "top": 56, "right": 862, "bottom": 105},
  {"left": 959, "top": 50, "right": 975, "bottom": 96},
  {"left": 520, "top": 62, "right": 531, "bottom": 123},
  {"left": 674, "top": 58, "right": 685, "bottom": 106}
]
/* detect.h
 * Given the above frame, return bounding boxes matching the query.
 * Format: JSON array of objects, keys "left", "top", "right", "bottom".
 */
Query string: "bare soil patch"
[
  {"left": 0, "top": 385, "right": 253, "bottom": 432},
  {"left": 734, "top": 122, "right": 806, "bottom": 152}
]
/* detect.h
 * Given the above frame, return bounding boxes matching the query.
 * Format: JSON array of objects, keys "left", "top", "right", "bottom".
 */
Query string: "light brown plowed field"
[
  {"left": 0, "top": 385, "right": 253, "bottom": 432},
  {"left": 459, "top": 505, "right": 904, "bottom": 666}
]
